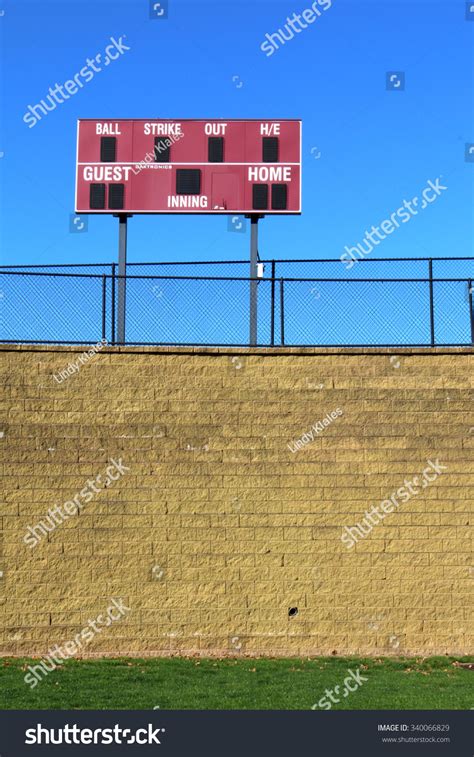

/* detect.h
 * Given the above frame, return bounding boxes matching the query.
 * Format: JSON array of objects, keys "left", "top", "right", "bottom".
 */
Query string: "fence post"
[
  {"left": 280, "top": 278, "right": 285, "bottom": 346},
  {"left": 111, "top": 263, "right": 116, "bottom": 345},
  {"left": 429, "top": 259, "right": 435, "bottom": 346},
  {"left": 101, "top": 274, "right": 107, "bottom": 342},
  {"left": 270, "top": 260, "right": 276, "bottom": 346},
  {"left": 117, "top": 214, "right": 129, "bottom": 345},
  {"left": 469, "top": 279, "right": 474, "bottom": 345}
]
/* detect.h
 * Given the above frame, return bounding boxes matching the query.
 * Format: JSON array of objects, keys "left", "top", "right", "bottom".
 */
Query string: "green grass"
[{"left": 1, "top": 656, "right": 472, "bottom": 710}]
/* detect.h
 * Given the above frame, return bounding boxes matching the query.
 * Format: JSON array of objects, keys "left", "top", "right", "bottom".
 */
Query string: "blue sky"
[{"left": 0, "top": 0, "right": 473, "bottom": 269}]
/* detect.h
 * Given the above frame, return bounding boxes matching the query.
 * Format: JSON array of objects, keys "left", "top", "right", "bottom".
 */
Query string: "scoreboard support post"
[
  {"left": 249, "top": 216, "right": 259, "bottom": 346},
  {"left": 248, "top": 214, "right": 264, "bottom": 346},
  {"left": 115, "top": 213, "right": 131, "bottom": 345}
]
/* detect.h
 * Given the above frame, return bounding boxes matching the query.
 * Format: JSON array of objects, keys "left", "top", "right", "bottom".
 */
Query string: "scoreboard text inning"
[{"left": 75, "top": 119, "right": 302, "bottom": 215}]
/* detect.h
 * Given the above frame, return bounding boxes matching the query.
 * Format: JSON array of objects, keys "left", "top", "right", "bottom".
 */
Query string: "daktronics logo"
[
  {"left": 25, "top": 723, "right": 165, "bottom": 746},
  {"left": 75, "top": 119, "right": 302, "bottom": 215}
]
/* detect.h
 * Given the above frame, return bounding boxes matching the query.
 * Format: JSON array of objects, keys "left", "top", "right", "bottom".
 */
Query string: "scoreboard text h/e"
[{"left": 75, "top": 119, "right": 302, "bottom": 215}]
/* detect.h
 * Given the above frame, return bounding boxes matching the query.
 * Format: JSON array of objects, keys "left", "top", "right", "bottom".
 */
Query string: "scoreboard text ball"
[{"left": 75, "top": 119, "right": 302, "bottom": 215}]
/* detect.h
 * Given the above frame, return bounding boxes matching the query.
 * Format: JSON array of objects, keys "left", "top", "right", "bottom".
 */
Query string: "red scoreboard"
[{"left": 75, "top": 119, "right": 302, "bottom": 215}]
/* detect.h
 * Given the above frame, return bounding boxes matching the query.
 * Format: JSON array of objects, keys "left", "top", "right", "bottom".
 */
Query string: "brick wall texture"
[{"left": 1, "top": 345, "right": 473, "bottom": 657}]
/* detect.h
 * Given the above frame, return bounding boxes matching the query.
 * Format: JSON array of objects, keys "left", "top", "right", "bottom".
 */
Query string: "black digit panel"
[
  {"left": 100, "top": 137, "right": 116, "bottom": 162},
  {"left": 208, "top": 137, "right": 224, "bottom": 162},
  {"left": 176, "top": 169, "right": 201, "bottom": 195},
  {"left": 108, "top": 184, "right": 125, "bottom": 210},
  {"left": 90, "top": 183, "right": 106, "bottom": 209},
  {"left": 271, "top": 184, "right": 288, "bottom": 210},
  {"left": 262, "top": 137, "right": 279, "bottom": 162},
  {"left": 252, "top": 184, "right": 268, "bottom": 210},
  {"left": 155, "top": 137, "right": 170, "bottom": 162}
]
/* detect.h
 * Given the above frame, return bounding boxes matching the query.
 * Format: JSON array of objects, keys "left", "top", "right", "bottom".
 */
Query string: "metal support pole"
[
  {"left": 428, "top": 259, "right": 435, "bottom": 347},
  {"left": 111, "top": 263, "right": 116, "bottom": 346},
  {"left": 117, "top": 214, "right": 129, "bottom": 345},
  {"left": 469, "top": 279, "right": 474, "bottom": 345},
  {"left": 270, "top": 260, "right": 276, "bottom": 346},
  {"left": 249, "top": 216, "right": 259, "bottom": 346},
  {"left": 110, "top": 263, "right": 117, "bottom": 344},
  {"left": 280, "top": 278, "right": 285, "bottom": 346}
]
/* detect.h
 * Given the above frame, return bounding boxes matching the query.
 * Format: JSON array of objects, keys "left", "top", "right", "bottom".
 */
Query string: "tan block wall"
[{"left": 0, "top": 345, "right": 472, "bottom": 657}]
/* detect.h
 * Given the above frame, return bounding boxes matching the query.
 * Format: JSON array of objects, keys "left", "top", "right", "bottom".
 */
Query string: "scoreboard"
[{"left": 75, "top": 119, "right": 302, "bottom": 215}]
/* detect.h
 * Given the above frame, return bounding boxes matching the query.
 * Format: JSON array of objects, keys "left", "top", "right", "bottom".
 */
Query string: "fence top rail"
[
  {"left": 0, "top": 261, "right": 250, "bottom": 269},
  {"left": 1, "top": 256, "right": 474, "bottom": 270},
  {"left": 0, "top": 270, "right": 472, "bottom": 283},
  {"left": 262, "top": 256, "right": 474, "bottom": 264}
]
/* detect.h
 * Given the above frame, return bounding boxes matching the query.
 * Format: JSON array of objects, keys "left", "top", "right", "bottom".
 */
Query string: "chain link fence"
[
  {"left": 2, "top": 256, "right": 473, "bottom": 280},
  {"left": 0, "top": 260, "right": 473, "bottom": 347}
]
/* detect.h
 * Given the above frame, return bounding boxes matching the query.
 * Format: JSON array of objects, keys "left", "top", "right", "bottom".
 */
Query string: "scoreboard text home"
[{"left": 75, "top": 119, "right": 302, "bottom": 215}]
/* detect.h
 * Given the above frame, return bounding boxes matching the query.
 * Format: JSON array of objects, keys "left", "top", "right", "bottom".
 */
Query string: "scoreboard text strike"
[{"left": 75, "top": 119, "right": 302, "bottom": 215}]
